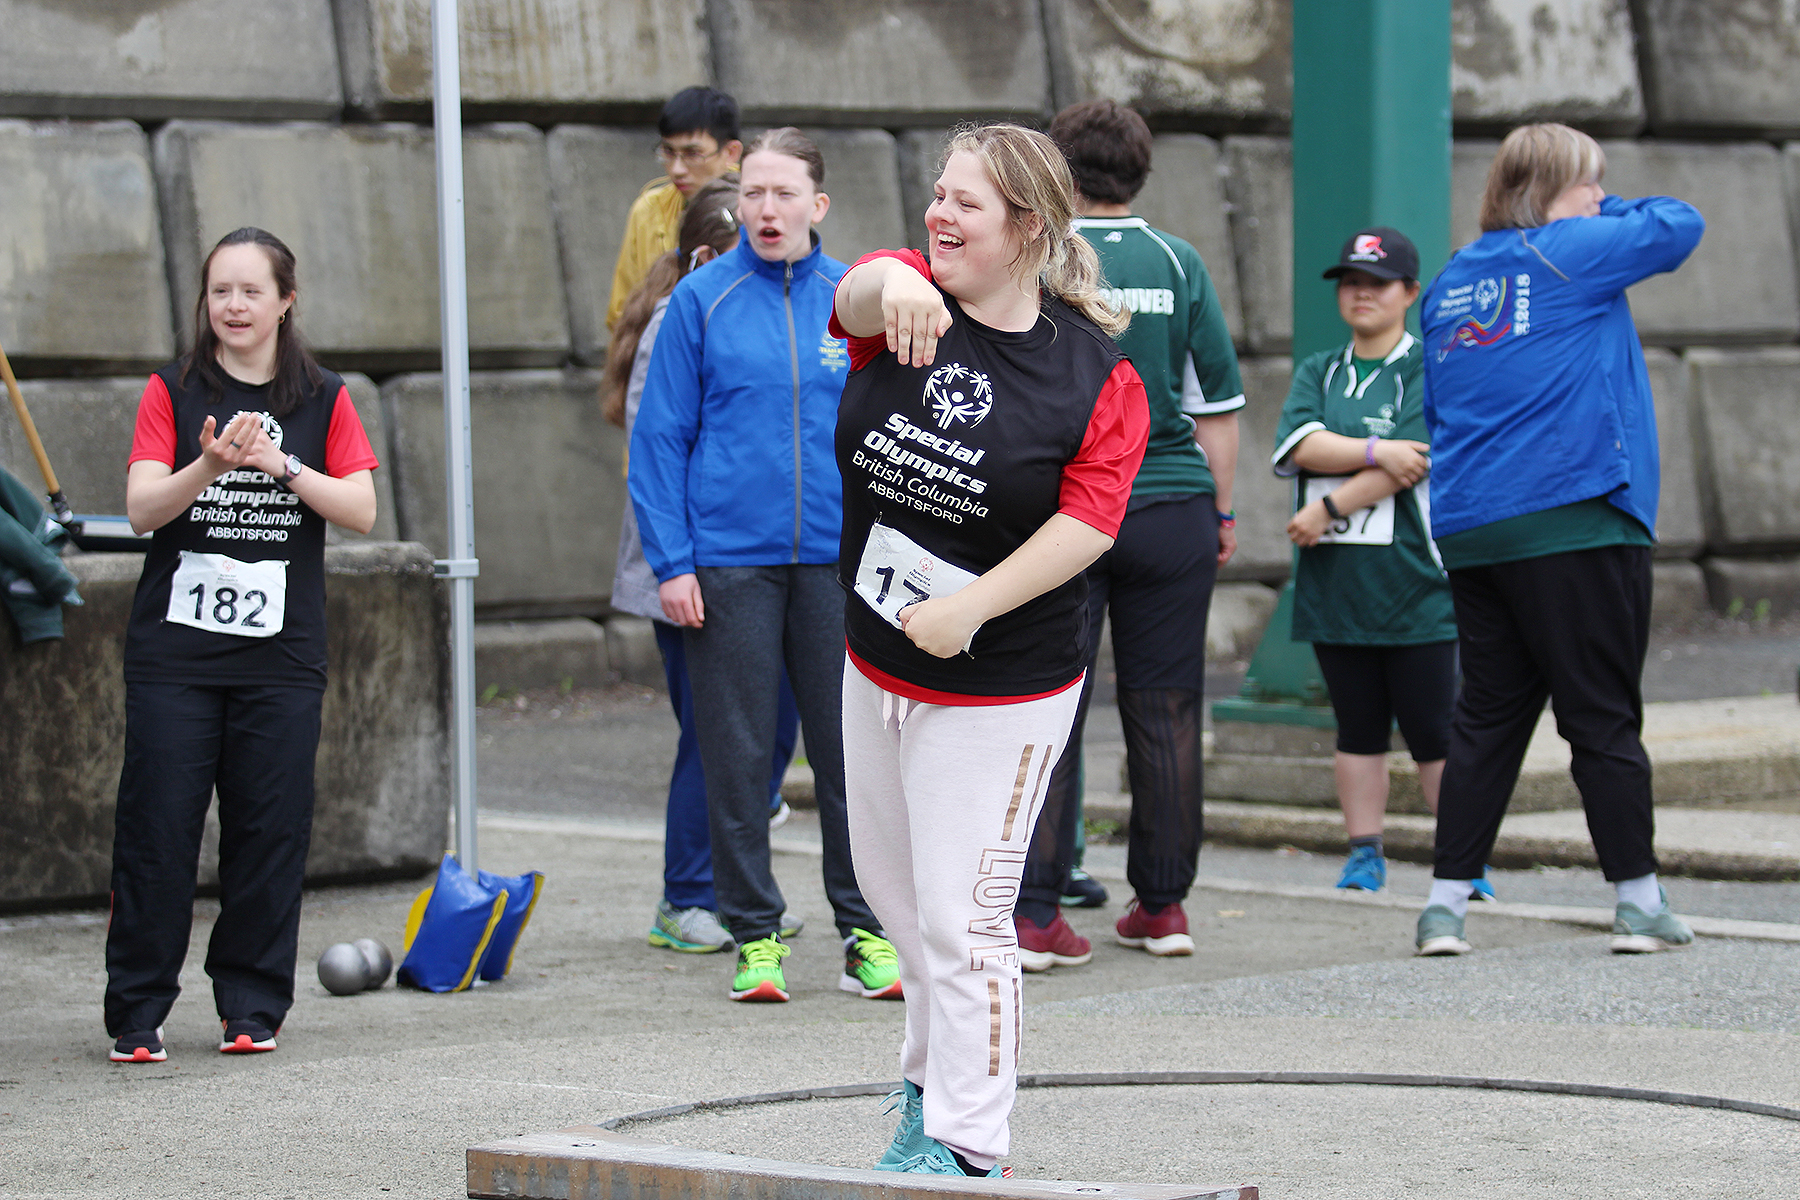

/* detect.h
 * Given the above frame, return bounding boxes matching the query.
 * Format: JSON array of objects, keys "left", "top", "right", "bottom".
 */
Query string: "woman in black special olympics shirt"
[
  {"left": 830, "top": 124, "right": 1148, "bottom": 1177},
  {"left": 105, "top": 228, "right": 379, "bottom": 1065}
]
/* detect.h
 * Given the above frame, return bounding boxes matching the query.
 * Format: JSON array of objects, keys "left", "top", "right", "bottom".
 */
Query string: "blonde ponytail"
[{"left": 942, "top": 124, "right": 1129, "bottom": 339}]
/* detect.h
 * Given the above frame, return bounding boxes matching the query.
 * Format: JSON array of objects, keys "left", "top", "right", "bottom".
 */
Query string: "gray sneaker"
[
  {"left": 1611, "top": 887, "right": 1694, "bottom": 953},
  {"left": 648, "top": 901, "right": 733, "bottom": 953},
  {"left": 1415, "top": 905, "right": 1472, "bottom": 956}
]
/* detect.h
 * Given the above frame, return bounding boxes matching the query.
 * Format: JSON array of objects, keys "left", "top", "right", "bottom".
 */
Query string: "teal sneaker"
[
  {"left": 1336, "top": 844, "right": 1387, "bottom": 892},
  {"left": 875, "top": 1080, "right": 926, "bottom": 1168},
  {"left": 1415, "top": 905, "right": 1471, "bottom": 956},
  {"left": 880, "top": 1137, "right": 1004, "bottom": 1178},
  {"left": 729, "top": 935, "right": 791, "bottom": 1002},
  {"left": 1611, "top": 886, "right": 1694, "bottom": 954},
  {"left": 840, "top": 928, "right": 903, "bottom": 999},
  {"left": 647, "top": 900, "right": 733, "bottom": 953}
]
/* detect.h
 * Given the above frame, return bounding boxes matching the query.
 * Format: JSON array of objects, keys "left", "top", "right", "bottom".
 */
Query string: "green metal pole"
[{"left": 1217, "top": 1, "right": 1450, "bottom": 725}]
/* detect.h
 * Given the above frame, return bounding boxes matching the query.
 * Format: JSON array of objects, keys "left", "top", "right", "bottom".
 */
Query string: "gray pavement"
[{"left": 5, "top": 623, "right": 1800, "bottom": 1199}]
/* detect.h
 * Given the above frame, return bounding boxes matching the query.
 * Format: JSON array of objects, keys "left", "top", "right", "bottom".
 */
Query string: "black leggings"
[{"left": 1311, "top": 641, "right": 1457, "bottom": 760}]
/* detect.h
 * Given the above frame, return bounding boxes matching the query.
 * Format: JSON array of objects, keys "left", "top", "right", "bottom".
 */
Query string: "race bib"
[
  {"left": 167, "top": 551, "right": 287, "bottom": 638},
  {"left": 1303, "top": 477, "right": 1396, "bottom": 546},
  {"left": 854, "top": 521, "right": 979, "bottom": 630}
]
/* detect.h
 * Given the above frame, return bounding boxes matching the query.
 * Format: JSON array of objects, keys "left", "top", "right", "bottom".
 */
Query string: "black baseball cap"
[{"left": 1322, "top": 226, "right": 1418, "bottom": 282}]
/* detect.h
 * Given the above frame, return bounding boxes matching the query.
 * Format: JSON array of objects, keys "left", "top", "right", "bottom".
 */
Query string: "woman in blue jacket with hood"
[
  {"left": 629, "top": 127, "right": 897, "bottom": 1005},
  {"left": 1416, "top": 123, "right": 1703, "bottom": 958}
]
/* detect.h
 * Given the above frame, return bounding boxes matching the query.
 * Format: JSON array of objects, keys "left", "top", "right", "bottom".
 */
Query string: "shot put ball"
[
  {"left": 317, "top": 941, "right": 372, "bottom": 995},
  {"left": 354, "top": 937, "right": 394, "bottom": 989}
]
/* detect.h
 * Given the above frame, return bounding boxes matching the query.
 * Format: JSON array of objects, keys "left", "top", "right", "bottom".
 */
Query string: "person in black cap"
[{"left": 1269, "top": 226, "right": 1469, "bottom": 895}]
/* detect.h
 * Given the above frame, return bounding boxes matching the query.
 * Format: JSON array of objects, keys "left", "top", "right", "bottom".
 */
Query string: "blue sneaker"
[
  {"left": 1415, "top": 905, "right": 1471, "bottom": 956},
  {"left": 1611, "top": 885, "right": 1693, "bottom": 954},
  {"left": 1470, "top": 867, "right": 1497, "bottom": 902},
  {"left": 879, "top": 1137, "right": 1004, "bottom": 1178},
  {"left": 875, "top": 1080, "right": 926, "bottom": 1168},
  {"left": 1336, "top": 844, "right": 1386, "bottom": 892}
]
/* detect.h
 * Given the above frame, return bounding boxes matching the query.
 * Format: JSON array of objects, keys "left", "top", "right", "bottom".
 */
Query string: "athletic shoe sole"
[
  {"left": 729, "top": 979, "right": 790, "bottom": 1002},
  {"left": 1415, "top": 935, "right": 1472, "bottom": 956},
  {"left": 1116, "top": 932, "right": 1194, "bottom": 956},
  {"left": 1611, "top": 933, "right": 1689, "bottom": 954},
  {"left": 647, "top": 929, "right": 732, "bottom": 953},
  {"left": 109, "top": 1044, "right": 166, "bottom": 1063},
  {"left": 839, "top": 973, "right": 903, "bottom": 999},
  {"left": 1018, "top": 945, "right": 1092, "bottom": 972},
  {"left": 220, "top": 1033, "right": 277, "bottom": 1053}
]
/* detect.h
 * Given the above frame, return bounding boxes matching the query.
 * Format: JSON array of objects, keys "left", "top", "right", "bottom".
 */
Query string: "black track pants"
[
  {"left": 1019, "top": 496, "right": 1218, "bottom": 913},
  {"left": 105, "top": 681, "right": 322, "bottom": 1036},
  {"left": 1435, "top": 545, "right": 1657, "bottom": 882}
]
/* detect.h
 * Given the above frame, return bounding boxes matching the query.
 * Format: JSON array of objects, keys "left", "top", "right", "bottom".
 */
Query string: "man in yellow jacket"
[{"left": 605, "top": 87, "right": 743, "bottom": 330}]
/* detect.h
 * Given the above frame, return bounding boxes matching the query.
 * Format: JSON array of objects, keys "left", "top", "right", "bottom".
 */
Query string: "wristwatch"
[{"left": 278, "top": 454, "right": 304, "bottom": 486}]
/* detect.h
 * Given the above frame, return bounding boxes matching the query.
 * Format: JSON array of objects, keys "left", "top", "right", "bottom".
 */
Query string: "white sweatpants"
[{"left": 842, "top": 660, "right": 1082, "bottom": 1163}]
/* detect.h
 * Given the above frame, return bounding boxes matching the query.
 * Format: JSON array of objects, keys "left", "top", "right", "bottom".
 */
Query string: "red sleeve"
[
  {"left": 1056, "top": 360, "right": 1149, "bottom": 538},
  {"left": 828, "top": 248, "right": 934, "bottom": 371},
  {"left": 127, "top": 374, "right": 178, "bottom": 467},
  {"left": 323, "top": 385, "right": 381, "bottom": 477}
]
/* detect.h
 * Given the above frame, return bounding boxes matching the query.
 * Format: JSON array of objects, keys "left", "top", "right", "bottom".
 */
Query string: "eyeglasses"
[{"left": 656, "top": 143, "right": 722, "bottom": 168}]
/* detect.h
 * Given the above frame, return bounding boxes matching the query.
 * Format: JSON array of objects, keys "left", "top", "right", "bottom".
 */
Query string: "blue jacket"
[
  {"left": 629, "top": 236, "right": 851, "bottom": 579},
  {"left": 1420, "top": 195, "right": 1703, "bottom": 539}
]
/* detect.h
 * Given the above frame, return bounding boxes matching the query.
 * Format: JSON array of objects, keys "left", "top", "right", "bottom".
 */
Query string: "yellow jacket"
[{"left": 605, "top": 178, "right": 685, "bottom": 331}]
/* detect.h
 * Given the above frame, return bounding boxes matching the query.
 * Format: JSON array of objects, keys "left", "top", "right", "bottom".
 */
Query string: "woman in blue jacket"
[
  {"left": 1416, "top": 123, "right": 1703, "bottom": 957},
  {"left": 629, "top": 128, "right": 897, "bottom": 1004}
]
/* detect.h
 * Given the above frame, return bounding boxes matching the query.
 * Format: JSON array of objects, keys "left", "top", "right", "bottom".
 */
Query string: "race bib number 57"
[
  {"left": 167, "top": 551, "right": 287, "bottom": 638},
  {"left": 854, "top": 521, "right": 978, "bottom": 630}
]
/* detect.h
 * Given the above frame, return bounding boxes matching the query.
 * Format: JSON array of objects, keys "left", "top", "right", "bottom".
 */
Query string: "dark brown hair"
[
  {"left": 744, "top": 126, "right": 825, "bottom": 188},
  {"left": 601, "top": 176, "right": 742, "bottom": 427},
  {"left": 1048, "top": 100, "right": 1154, "bottom": 206},
  {"left": 181, "top": 227, "right": 321, "bottom": 418}
]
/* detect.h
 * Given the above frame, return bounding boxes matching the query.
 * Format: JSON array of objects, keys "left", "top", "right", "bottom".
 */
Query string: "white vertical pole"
[{"left": 430, "top": 0, "right": 480, "bottom": 873}]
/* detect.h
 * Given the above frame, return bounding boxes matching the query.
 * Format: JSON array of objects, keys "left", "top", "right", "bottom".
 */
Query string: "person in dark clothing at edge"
[
  {"left": 1415, "top": 123, "right": 1703, "bottom": 957},
  {"left": 1010, "top": 100, "right": 1245, "bottom": 971},
  {"left": 629, "top": 128, "right": 899, "bottom": 1005},
  {"left": 106, "top": 227, "right": 380, "bottom": 1064}
]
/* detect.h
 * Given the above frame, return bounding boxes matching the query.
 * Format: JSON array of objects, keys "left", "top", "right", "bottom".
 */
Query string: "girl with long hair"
[
  {"left": 106, "top": 227, "right": 379, "bottom": 1063},
  {"left": 831, "top": 123, "right": 1149, "bottom": 1176}
]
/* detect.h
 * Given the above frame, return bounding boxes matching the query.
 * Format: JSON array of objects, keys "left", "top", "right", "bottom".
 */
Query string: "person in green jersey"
[
  {"left": 1011, "top": 100, "right": 1246, "bottom": 969},
  {"left": 1272, "top": 227, "right": 1464, "bottom": 895}
]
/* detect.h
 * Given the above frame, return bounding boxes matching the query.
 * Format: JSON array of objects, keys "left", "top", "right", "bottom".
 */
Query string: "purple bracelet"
[{"left": 1365, "top": 435, "right": 1380, "bottom": 466}]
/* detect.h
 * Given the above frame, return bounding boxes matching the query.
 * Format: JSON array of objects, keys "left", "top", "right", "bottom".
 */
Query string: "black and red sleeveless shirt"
[
  {"left": 124, "top": 363, "right": 379, "bottom": 688},
  {"left": 831, "top": 250, "right": 1148, "bottom": 701}
]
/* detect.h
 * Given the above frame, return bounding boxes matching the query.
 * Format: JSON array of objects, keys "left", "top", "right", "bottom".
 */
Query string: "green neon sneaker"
[
  {"left": 840, "top": 928, "right": 903, "bottom": 999},
  {"left": 875, "top": 1079, "right": 927, "bottom": 1168},
  {"left": 729, "top": 935, "right": 791, "bottom": 1002},
  {"left": 1611, "top": 886, "right": 1694, "bottom": 954},
  {"left": 1414, "top": 905, "right": 1471, "bottom": 956}
]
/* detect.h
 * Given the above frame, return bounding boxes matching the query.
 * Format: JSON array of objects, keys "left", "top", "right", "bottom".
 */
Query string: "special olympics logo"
[
  {"left": 235, "top": 410, "right": 284, "bottom": 448},
  {"left": 1473, "top": 277, "right": 1501, "bottom": 313},
  {"left": 923, "top": 362, "right": 993, "bottom": 430}
]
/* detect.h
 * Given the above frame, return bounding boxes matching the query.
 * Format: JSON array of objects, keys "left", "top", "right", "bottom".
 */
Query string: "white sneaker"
[
  {"left": 769, "top": 799, "right": 792, "bottom": 830},
  {"left": 647, "top": 901, "right": 733, "bottom": 953}
]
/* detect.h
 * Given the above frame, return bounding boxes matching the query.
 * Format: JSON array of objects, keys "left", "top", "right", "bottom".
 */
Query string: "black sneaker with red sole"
[
  {"left": 219, "top": 1018, "right": 278, "bottom": 1053},
  {"left": 110, "top": 1027, "right": 167, "bottom": 1063}
]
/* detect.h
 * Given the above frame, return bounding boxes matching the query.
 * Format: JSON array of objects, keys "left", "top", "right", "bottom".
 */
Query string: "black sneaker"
[
  {"left": 219, "top": 1018, "right": 278, "bottom": 1053},
  {"left": 110, "top": 1027, "right": 167, "bottom": 1063},
  {"left": 1059, "top": 869, "right": 1108, "bottom": 908}
]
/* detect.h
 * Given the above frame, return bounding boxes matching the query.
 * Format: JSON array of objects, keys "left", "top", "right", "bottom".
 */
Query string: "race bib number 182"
[
  {"left": 854, "top": 521, "right": 979, "bottom": 631},
  {"left": 167, "top": 551, "right": 287, "bottom": 638}
]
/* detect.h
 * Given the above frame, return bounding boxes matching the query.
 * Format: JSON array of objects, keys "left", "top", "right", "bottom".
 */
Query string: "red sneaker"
[
  {"left": 1114, "top": 898, "right": 1194, "bottom": 956},
  {"left": 1015, "top": 912, "right": 1092, "bottom": 972}
]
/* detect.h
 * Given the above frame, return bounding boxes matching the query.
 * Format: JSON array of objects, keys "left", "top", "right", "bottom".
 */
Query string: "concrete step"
[{"left": 1202, "top": 695, "right": 1800, "bottom": 814}]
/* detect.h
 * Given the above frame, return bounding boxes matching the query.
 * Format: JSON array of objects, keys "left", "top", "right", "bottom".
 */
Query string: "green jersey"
[
  {"left": 1272, "top": 336, "right": 1456, "bottom": 646},
  {"left": 1075, "top": 217, "right": 1244, "bottom": 500},
  {"left": 1435, "top": 497, "right": 1654, "bottom": 570}
]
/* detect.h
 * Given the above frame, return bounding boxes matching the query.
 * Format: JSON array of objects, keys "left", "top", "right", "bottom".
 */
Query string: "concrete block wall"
[{"left": 5, "top": 0, "right": 1800, "bottom": 627}]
